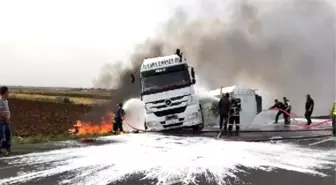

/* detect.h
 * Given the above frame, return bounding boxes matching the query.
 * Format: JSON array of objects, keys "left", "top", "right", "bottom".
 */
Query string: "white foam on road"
[{"left": 0, "top": 134, "right": 335, "bottom": 185}]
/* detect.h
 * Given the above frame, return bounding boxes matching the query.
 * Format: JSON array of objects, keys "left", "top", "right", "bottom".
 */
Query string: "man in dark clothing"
[
  {"left": 269, "top": 99, "right": 285, "bottom": 124},
  {"left": 305, "top": 94, "right": 314, "bottom": 125},
  {"left": 175, "top": 49, "right": 182, "bottom": 59},
  {"left": 218, "top": 93, "right": 231, "bottom": 134},
  {"left": 228, "top": 98, "right": 242, "bottom": 135},
  {"left": 114, "top": 103, "right": 125, "bottom": 134},
  {"left": 283, "top": 97, "right": 292, "bottom": 125}
]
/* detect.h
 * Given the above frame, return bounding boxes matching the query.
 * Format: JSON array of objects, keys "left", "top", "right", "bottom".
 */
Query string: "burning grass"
[
  {"left": 68, "top": 112, "right": 115, "bottom": 135},
  {"left": 13, "top": 112, "right": 118, "bottom": 145},
  {"left": 8, "top": 97, "right": 122, "bottom": 145}
]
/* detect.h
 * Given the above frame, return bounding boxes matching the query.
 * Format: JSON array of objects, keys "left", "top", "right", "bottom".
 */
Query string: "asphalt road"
[
  {"left": 0, "top": 133, "right": 336, "bottom": 185},
  {"left": 0, "top": 128, "right": 335, "bottom": 185}
]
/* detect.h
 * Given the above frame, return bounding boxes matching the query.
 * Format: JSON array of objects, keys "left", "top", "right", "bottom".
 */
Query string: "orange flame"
[{"left": 68, "top": 112, "right": 114, "bottom": 135}]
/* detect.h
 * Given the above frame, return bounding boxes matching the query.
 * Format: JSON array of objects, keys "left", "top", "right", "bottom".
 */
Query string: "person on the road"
[
  {"left": 228, "top": 98, "right": 242, "bottom": 135},
  {"left": 218, "top": 93, "right": 231, "bottom": 134},
  {"left": 114, "top": 103, "right": 125, "bottom": 134},
  {"left": 269, "top": 99, "right": 285, "bottom": 124},
  {"left": 0, "top": 86, "right": 11, "bottom": 156},
  {"left": 305, "top": 94, "right": 314, "bottom": 125},
  {"left": 283, "top": 97, "right": 292, "bottom": 125},
  {"left": 330, "top": 100, "right": 336, "bottom": 136}
]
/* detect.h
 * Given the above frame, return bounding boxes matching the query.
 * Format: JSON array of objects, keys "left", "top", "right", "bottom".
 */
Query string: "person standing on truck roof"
[
  {"left": 305, "top": 94, "right": 314, "bottom": 125},
  {"left": 175, "top": 49, "right": 182, "bottom": 59},
  {"left": 283, "top": 97, "right": 292, "bottom": 125},
  {"left": 330, "top": 100, "right": 336, "bottom": 136},
  {"left": 269, "top": 99, "right": 285, "bottom": 124},
  {"left": 114, "top": 103, "right": 125, "bottom": 134},
  {"left": 218, "top": 92, "right": 231, "bottom": 134},
  {"left": 228, "top": 98, "right": 242, "bottom": 135},
  {"left": 0, "top": 86, "right": 12, "bottom": 156}
]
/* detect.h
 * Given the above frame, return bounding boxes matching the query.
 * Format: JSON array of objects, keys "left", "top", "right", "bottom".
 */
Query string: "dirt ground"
[
  {"left": 9, "top": 98, "right": 92, "bottom": 137},
  {"left": 7, "top": 98, "right": 330, "bottom": 138}
]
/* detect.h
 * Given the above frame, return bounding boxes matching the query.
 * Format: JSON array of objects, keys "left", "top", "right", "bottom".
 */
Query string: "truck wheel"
[
  {"left": 144, "top": 121, "right": 148, "bottom": 130},
  {"left": 192, "top": 104, "right": 205, "bottom": 132},
  {"left": 192, "top": 124, "right": 203, "bottom": 132}
]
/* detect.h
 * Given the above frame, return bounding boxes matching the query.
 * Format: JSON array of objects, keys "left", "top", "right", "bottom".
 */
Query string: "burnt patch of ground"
[{"left": 9, "top": 98, "right": 92, "bottom": 137}]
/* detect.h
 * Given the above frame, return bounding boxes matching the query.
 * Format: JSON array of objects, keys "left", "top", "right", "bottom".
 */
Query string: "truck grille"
[
  {"left": 153, "top": 106, "right": 187, "bottom": 117},
  {"left": 147, "top": 95, "right": 189, "bottom": 110},
  {"left": 149, "top": 95, "right": 186, "bottom": 104},
  {"left": 155, "top": 102, "right": 183, "bottom": 109}
]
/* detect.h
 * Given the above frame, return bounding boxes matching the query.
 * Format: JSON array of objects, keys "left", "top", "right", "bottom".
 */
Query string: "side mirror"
[
  {"left": 191, "top": 67, "right": 195, "bottom": 79},
  {"left": 131, "top": 74, "right": 135, "bottom": 84}
]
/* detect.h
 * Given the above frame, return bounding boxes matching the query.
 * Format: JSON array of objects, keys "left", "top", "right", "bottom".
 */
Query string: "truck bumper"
[{"left": 145, "top": 104, "right": 203, "bottom": 131}]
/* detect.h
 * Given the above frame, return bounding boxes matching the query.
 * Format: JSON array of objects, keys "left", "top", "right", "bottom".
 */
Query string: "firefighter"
[
  {"left": 218, "top": 92, "right": 231, "bottom": 134},
  {"left": 305, "top": 94, "right": 314, "bottom": 125},
  {"left": 114, "top": 103, "right": 124, "bottom": 134},
  {"left": 269, "top": 99, "right": 285, "bottom": 124},
  {"left": 228, "top": 98, "right": 241, "bottom": 135},
  {"left": 283, "top": 97, "right": 292, "bottom": 125},
  {"left": 330, "top": 100, "right": 336, "bottom": 136}
]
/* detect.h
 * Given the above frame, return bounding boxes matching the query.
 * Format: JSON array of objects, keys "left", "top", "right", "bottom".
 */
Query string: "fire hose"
[
  {"left": 269, "top": 108, "right": 331, "bottom": 128},
  {"left": 123, "top": 108, "right": 332, "bottom": 133},
  {"left": 78, "top": 109, "right": 332, "bottom": 143}
]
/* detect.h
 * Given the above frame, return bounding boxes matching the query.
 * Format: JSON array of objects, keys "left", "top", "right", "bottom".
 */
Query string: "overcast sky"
[{"left": 0, "top": 0, "right": 187, "bottom": 88}]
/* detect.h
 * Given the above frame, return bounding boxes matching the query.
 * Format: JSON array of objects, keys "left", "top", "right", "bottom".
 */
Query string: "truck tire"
[
  {"left": 192, "top": 124, "right": 203, "bottom": 132},
  {"left": 144, "top": 121, "right": 148, "bottom": 130},
  {"left": 192, "top": 104, "right": 205, "bottom": 132}
]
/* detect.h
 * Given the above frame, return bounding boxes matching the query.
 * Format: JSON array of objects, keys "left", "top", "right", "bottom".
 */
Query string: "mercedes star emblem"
[{"left": 165, "top": 99, "right": 172, "bottom": 106}]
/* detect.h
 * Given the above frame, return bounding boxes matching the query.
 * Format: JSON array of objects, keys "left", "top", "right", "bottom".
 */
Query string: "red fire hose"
[
  {"left": 79, "top": 137, "right": 96, "bottom": 143},
  {"left": 123, "top": 109, "right": 332, "bottom": 133},
  {"left": 123, "top": 117, "right": 147, "bottom": 132},
  {"left": 269, "top": 108, "right": 331, "bottom": 128}
]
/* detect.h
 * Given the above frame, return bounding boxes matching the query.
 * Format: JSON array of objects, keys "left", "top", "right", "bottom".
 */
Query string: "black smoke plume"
[{"left": 93, "top": 0, "right": 335, "bottom": 117}]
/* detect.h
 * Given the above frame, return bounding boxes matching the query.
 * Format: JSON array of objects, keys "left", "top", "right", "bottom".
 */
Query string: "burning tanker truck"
[
  {"left": 200, "top": 85, "right": 263, "bottom": 129},
  {"left": 131, "top": 49, "right": 205, "bottom": 132}
]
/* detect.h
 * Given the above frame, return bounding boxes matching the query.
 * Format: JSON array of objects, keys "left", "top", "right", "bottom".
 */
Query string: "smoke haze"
[{"left": 93, "top": 0, "right": 336, "bottom": 116}]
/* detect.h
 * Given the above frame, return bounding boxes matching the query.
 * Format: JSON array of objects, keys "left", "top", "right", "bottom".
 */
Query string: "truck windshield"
[{"left": 141, "top": 69, "right": 191, "bottom": 94}]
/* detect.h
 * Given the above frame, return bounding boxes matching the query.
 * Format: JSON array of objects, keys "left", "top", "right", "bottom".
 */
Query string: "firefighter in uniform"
[
  {"left": 228, "top": 98, "right": 242, "bottom": 135},
  {"left": 330, "top": 100, "right": 336, "bottom": 136}
]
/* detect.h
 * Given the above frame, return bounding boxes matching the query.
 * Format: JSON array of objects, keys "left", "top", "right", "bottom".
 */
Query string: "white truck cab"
[{"left": 138, "top": 50, "right": 204, "bottom": 131}]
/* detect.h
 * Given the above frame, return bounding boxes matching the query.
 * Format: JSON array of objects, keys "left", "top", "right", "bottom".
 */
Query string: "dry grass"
[
  {"left": 10, "top": 87, "right": 113, "bottom": 99},
  {"left": 10, "top": 93, "right": 108, "bottom": 105}
]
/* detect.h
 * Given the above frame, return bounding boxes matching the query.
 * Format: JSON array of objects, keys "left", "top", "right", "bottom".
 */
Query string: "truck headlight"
[
  {"left": 145, "top": 104, "right": 153, "bottom": 113},
  {"left": 146, "top": 121, "right": 156, "bottom": 126},
  {"left": 188, "top": 112, "right": 198, "bottom": 119}
]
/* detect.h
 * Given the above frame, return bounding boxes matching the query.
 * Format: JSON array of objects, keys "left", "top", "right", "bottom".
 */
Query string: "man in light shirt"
[{"left": 0, "top": 86, "right": 12, "bottom": 156}]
